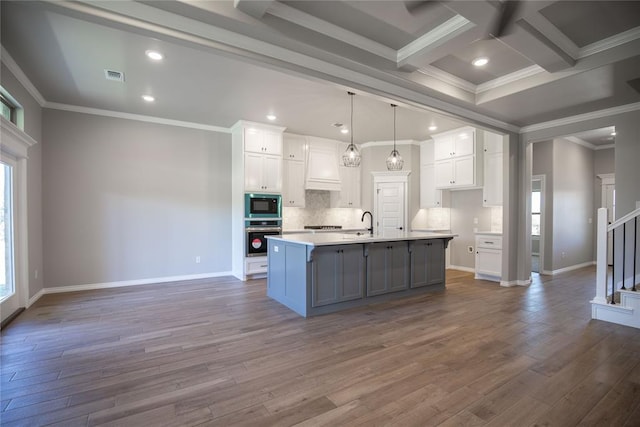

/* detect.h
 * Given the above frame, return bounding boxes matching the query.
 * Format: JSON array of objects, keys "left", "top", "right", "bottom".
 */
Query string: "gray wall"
[
  {"left": 552, "top": 139, "right": 594, "bottom": 270},
  {"left": 42, "top": 110, "right": 232, "bottom": 287},
  {"left": 533, "top": 138, "right": 594, "bottom": 272},
  {"left": 518, "top": 109, "right": 639, "bottom": 283},
  {"left": 532, "top": 140, "right": 554, "bottom": 271},
  {"left": 1, "top": 62, "right": 44, "bottom": 300},
  {"left": 449, "top": 189, "right": 492, "bottom": 269},
  {"left": 360, "top": 143, "right": 420, "bottom": 226}
]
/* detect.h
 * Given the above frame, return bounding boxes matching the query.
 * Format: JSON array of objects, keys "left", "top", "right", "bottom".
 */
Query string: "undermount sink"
[{"left": 341, "top": 232, "right": 372, "bottom": 239}]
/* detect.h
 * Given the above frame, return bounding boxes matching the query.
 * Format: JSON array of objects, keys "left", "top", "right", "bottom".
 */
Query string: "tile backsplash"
[{"left": 283, "top": 190, "right": 365, "bottom": 230}]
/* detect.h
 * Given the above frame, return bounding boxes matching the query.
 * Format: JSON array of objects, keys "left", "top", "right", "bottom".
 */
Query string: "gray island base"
[{"left": 266, "top": 232, "right": 455, "bottom": 317}]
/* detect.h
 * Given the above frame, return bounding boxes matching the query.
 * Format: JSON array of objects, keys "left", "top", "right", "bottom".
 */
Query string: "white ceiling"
[{"left": 2, "top": 0, "right": 639, "bottom": 143}]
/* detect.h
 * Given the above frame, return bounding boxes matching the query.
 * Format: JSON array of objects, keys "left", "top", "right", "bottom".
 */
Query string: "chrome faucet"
[{"left": 361, "top": 211, "right": 373, "bottom": 235}]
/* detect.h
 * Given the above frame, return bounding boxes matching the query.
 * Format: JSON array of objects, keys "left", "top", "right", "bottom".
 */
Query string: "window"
[
  {"left": 0, "top": 161, "right": 15, "bottom": 301},
  {"left": 532, "top": 190, "right": 541, "bottom": 236},
  {"left": 1, "top": 94, "right": 17, "bottom": 124}
]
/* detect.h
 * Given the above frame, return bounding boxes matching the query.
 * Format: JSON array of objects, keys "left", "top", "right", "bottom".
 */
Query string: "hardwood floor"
[{"left": 2, "top": 267, "right": 640, "bottom": 426}]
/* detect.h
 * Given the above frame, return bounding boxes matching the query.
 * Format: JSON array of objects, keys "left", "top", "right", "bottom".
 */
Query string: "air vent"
[{"left": 104, "top": 69, "right": 125, "bottom": 82}]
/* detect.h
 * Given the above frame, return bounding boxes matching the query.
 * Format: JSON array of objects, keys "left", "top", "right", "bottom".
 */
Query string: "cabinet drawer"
[
  {"left": 476, "top": 235, "right": 502, "bottom": 249},
  {"left": 246, "top": 257, "right": 268, "bottom": 275}
]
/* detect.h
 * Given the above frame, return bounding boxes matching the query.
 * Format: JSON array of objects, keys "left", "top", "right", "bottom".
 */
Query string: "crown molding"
[
  {"left": 520, "top": 102, "right": 640, "bottom": 134},
  {"left": 45, "top": 102, "right": 231, "bottom": 133},
  {"left": 594, "top": 144, "right": 615, "bottom": 151},
  {"left": 1, "top": 46, "right": 46, "bottom": 107},
  {"left": 417, "top": 66, "right": 477, "bottom": 93},
  {"left": 475, "top": 65, "right": 546, "bottom": 94},
  {"left": 564, "top": 136, "right": 596, "bottom": 150},
  {"left": 579, "top": 26, "right": 640, "bottom": 59},
  {"left": 360, "top": 139, "right": 421, "bottom": 149}
]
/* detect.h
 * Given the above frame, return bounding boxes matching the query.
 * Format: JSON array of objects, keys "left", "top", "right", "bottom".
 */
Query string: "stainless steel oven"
[{"left": 245, "top": 220, "right": 282, "bottom": 257}]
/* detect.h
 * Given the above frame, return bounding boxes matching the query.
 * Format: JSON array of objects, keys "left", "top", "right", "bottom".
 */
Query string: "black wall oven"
[{"left": 245, "top": 220, "right": 281, "bottom": 257}]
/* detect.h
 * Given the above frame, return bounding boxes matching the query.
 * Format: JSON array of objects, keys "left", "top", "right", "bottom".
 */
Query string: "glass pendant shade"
[
  {"left": 343, "top": 92, "right": 361, "bottom": 167},
  {"left": 386, "top": 104, "right": 404, "bottom": 170}
]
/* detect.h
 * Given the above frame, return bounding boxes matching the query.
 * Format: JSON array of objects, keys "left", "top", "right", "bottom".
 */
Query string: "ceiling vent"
[{"left": 104, "top": 69, "right": 125, "bottom": 82}]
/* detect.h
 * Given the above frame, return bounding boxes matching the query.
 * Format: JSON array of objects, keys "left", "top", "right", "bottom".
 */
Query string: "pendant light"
[
  {"left": 342, "top": 91, "right": 361, "bottom": 167},
  {"left": 386, "top": 104, "right": 404, "bottom": 171}
]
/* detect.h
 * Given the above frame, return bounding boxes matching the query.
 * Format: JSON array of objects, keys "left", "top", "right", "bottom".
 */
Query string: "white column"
[{"left": 593, "top": 207, "right": 608, "bottom": 304}]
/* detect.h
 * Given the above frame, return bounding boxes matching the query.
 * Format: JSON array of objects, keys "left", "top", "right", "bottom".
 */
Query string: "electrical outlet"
[
  {"left": 561, "top": 252, "right": 566, "bottom": 259},
  {"left": 467, "top": 246, "right": 474, "bottom": 254},
  {"left": 195, "top": 256, "right": 201, "bottom": 264},
  {"left": 473, "top": 217, "right": 478, "bottom": 225}
]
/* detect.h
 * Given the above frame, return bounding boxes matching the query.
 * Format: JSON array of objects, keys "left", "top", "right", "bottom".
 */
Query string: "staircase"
[{"left": 591, "top": 207, "right": 640, "bottom": 328}]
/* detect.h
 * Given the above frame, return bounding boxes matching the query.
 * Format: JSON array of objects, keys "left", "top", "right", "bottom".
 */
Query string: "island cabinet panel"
[
  {"left": 312, "top": 245, "right": 365, "bottom": 307},
  {"left": 410, "top": 239, "right": 445, "bottom": 288},
  {"left": 366, "top": 242, "right": 410, "bottom": 296}
]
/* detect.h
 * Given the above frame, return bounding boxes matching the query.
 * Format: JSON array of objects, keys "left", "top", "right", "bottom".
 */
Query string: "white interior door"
[{"left": 375, "top": 182, "right": 405, "bottom": 235}]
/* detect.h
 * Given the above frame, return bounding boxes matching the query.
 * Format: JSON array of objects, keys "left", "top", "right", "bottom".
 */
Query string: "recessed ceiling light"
[
  {"left": 611, "top": 131, "right": 617, "bottom": 136},
  {"left": 472, "top": 57, "right": 489, "bottom": 67},
  {"left": 341, "top": 128, "right": 349, "bottom": 134},
  {"left": 142, "top": 95, "right": 155, "bottom": 102},
  {"left": 428, "top": 125, "right": 437, "bottom": 131},
  {"left": 146, "top": 50, "right": 163, "bottom": 61},
  {"left": 266, "top": 114, "right": 276, "bottom": 121}
]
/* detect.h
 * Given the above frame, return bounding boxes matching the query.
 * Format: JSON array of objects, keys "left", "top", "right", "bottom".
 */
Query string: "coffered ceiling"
[{"left": 1, "top": 0, "right": 639, "bottom": 142}]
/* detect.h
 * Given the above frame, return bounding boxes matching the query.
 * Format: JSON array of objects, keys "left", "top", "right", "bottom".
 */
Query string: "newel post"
[{"left": 593, "top": 207, "right": 609, "bottom": 304}]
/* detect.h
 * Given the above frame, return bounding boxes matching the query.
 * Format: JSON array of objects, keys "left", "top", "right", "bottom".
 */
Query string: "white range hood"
[{"left": 305, "top": 138, "right": 342, "bottom": 191}]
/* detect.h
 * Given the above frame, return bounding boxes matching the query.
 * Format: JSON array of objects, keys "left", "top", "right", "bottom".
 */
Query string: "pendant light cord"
[
  {"left": 349, "top": 92, "right": 354, "bottom": 146},
  {"left": 392, "top": 104, "right": 397, "bottom": 152}
]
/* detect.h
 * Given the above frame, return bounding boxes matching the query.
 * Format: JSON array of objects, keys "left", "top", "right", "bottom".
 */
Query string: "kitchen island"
[{"left": 266, "top": 231, "right": 455, "bottom": 317}]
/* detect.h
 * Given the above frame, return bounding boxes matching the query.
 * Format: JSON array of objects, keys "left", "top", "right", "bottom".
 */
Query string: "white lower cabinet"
[
  {"left": 475, "top": 234, "right": 502, "bottom": 282},
  {"left": 245, "top": 256, "right": 268, "bottom": 275}
]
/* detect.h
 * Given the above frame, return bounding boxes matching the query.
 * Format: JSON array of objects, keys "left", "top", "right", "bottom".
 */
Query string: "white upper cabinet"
[
  {"left": 420, "top": 140, "right": 447, "bottom": 208},
  {"left": 283, "top": 159, "right": 306, "bottom": 207},
  {"left": 245, "top": 128, "right": 283, "bottom": 155},
  {"left": 433, "top": 127, "right": 475, "bottom": 161},
  {"left": 331, "top": 164, "right": 361, "bottom": 208},
  {"left": 482, "top": 131, "right": 504, "bottom": 207},
  {"left": 283, "top": 133, "right": 306, "bottom": 161},
  {"left": 245, "top": 152, "right": 282, "bottom": 193},
  {"left": 433, "top": 127, "right": 481, "bottom": 190}
]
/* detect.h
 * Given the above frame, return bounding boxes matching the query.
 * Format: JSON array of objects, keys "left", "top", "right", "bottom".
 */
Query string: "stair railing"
[{"left": 595, "top": 207, "right": 640, "bottom": 305}]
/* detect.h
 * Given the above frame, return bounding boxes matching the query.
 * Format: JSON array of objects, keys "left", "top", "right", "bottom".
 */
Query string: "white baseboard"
[
  {"left": 545, "top": 261, "right": 595, "bottom": 276},
  {"left": 35, "top": 271, "right": 234, "bottom": 297},
  {"left": 447, "top": 265, "right": 476, "bottom": 274},
  {"left": 500, "top": 278, "right": 531, "bottom": 287},
  {"left": 27, "top": 288, "right": 45, "bottom": 308}
]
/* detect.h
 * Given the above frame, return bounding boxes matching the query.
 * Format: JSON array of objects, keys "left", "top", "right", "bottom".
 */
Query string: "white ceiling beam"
[
  {"left": 265, "top": 1, "right": 397, "bottom": 61},
  {"left": 233, "top": 0, "right": 274, "bottom": 19},
  {"left": 396, "top": 15, "right": 477, "bottom": 70}
]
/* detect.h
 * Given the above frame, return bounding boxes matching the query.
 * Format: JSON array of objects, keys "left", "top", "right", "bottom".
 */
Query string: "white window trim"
[{"left": 1, "top": 117, "right": 37, "bottom": 309}]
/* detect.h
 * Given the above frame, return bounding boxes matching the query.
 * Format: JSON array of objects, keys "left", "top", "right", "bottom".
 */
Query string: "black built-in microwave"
[{"left": 244, "top": 193, "right": 282, "bottom": 218}]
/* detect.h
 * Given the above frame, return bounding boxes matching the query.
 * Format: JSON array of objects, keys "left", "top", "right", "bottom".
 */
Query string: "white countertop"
[
  {"left": 268, "top": 231, "right": 456, "bottom": 246},
  {"left": 474, "top": 231, "right": 503, "bottom": 236},
  {"left": 282, "top": 228, "right": 368, "bottom": 234}
]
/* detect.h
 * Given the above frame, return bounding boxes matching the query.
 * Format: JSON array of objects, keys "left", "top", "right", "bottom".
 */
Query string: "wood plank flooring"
[{"left": 2, "top": 267, "right": 640, "bottom": 426}]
